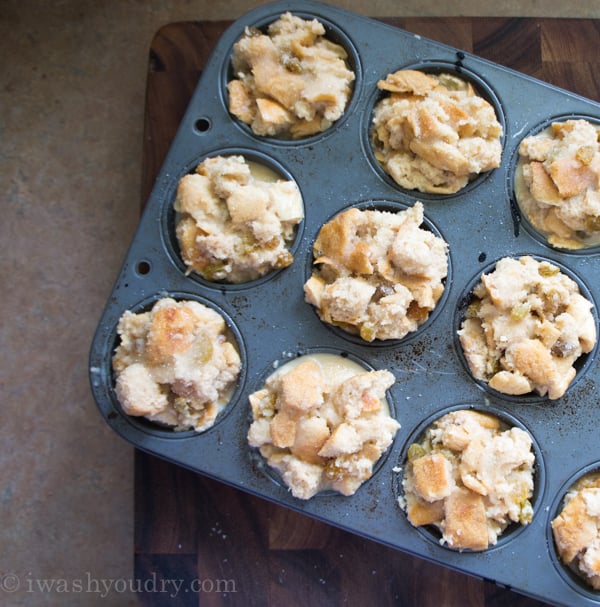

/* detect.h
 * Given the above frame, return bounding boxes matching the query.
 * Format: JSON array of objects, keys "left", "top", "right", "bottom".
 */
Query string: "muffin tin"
[{"left": 88, "top": 2, "right": 600, "bottom": 605}]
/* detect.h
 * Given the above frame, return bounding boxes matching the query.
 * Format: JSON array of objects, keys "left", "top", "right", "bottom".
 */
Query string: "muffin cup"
[
  {"left": 304, "top": 199, "right": 452, "bottom": 346},
  {"left": 547, "top": 462, "right": 600, "bottom": 599},
  {"left": 247, "top": 347, "right": 399, "bottom": 498},
  {"left": 162, "top": 148, "right": 306, "bottom": 289},
  {"left": 509, "top": 114, "right": 600, "bottom": 253},
  {"left": 365, "top": 61, "right": 506, "bottom": 199},
  {"left": 393, "top": 403, "right": 546, "bottom": 552},
  {"left": 223, "top": 11, "right": 361, "bottom": 144},
  {"left": 453, "top": 254, "right": 598, "bottom": 404},
  {"left": 107, "top": 292, "right": 246, "bottom": 438}
]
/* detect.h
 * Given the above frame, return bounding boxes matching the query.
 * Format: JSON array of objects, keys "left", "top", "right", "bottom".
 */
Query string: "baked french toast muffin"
[
  {"left": 228, "top": 12, "right": 355, "bottom": 139},
  {"left": 515, "top": 119, "right": 600, "bottom": 249},
  {"left": 552, "top": 470, "right": 600, "bottom": 589},
  {"left": 372, "top": 69, "right": 502, "bottom": 194},
  {"left": 175, "top": 155, "right": 303, "bottom": 283},
  {"left": 304, "top": 202, "right": 448, "bottom": 341},
  {"left": 401, "top": 409, "right": 535, "bottom": 551},
  {"left": 112, "top": 298, "right": 241, "bottom": 431},
  {"left": 248, "top": 353, "right": 399, "bottom": 499},
  {"left": 458, "top": 256, "right": 596, "bottom": 400}
]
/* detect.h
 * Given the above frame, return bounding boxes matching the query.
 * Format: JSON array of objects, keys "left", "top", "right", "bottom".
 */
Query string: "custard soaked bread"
[
  {"left": 372, "top": 70, "right": 502, "bottom": 194},
  {"left": 228, "top": 12, "right": 355, "bottom": 139},
  {"left": 304, "top": 202, "right": 448, "bottom": 341},
  {"left": 248, "top": 353, "right": 400, "bottom": 499},
  {"left": 112, "top": 298, "right": 241, "bottom": 431}
]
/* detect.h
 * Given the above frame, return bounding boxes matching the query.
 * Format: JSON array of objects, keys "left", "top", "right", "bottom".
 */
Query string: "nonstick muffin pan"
[{"left": 89, "top": 2, "right": 600, "bottom": 604}]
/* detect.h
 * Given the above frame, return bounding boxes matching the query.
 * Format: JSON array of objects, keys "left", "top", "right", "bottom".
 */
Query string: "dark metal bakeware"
[{"left": 89, "top": 2, "right": 600, "bottom": 604}]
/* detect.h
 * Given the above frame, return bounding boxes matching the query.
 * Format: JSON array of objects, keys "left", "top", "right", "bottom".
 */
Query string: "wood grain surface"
[{"left": 135, "top": 17, "right": 600, "bottom": 606}]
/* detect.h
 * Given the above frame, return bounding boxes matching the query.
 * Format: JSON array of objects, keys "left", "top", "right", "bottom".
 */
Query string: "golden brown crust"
[
  {"left": 509, "top": 338, "right": 557, "bottom": 390},
  {"left": 401, "top": 410, "right": 535, "bottom": 551},
  {"left": 112, "top": 298, "right": 241, "bottom": 432},
  {"left": 412, "top": 453, "right": 453, "bottom": 502},
  {"left": 372, "top": 69, "right": 502, "bottom": 194},
  {"left": 443, "top": 488, "right": 489, "bottom": 551},
  {"left": 247, "top": 354, "right": 399, "bottom": 499},
  {"left": 145, "top": 305, "right": 196, "bottom": 365},
  {"left": 529, "top": 161, "right": 562, "bottom": 205},
  {"left": 270, "top": 411, "right": 297, "bottom": 448},
  {"left": 290, "top": 417, "right": 330, "bottom": 465},
  {"left": 279, "top": 359, "right": 324, "bottom": 415},
  {"left": 550, "top": 156, "right": 597, "bottom": 198},
  {"left": 405, "top": 493, "right": 445, "bottom": 526},
  {"left": 377, "top": 69, "right": 437, "bottom": 95},
  {"left": 552, "top": 492, "right": 598, "bottom": 564}
]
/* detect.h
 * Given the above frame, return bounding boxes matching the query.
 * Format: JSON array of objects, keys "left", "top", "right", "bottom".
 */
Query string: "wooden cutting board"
[{"left": 135, "top": 17, "right": 600, "bottom": 606}]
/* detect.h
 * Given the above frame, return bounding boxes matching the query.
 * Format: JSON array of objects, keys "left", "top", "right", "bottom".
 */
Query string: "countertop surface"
[{"left": 2, "top": 2, "right": 600, "bottom": 606}]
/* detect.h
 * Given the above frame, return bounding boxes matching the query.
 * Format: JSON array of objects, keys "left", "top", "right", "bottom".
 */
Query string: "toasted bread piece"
[
  {"left": 508, "top": 338, "right": 557, "bottom": 394},
  {"left": 291, "top": 416, "right": 330, "bottom": 464},
  {"left": 279, "top": 359, "right": 324, "bottom": 415},
  {"left": 377, "top": 69, "right": 437, "bottom": 95},
  {"left": 412, "top": 453, "right": 454, "bottom": 502},
  {"left": 270, "top": 411, "right": 297, "bottom": 448},
  {"left": 529, "top": 161, "right": 562, "bottom": 205},
  {"left": 115, "top": 363, "right": 168, "bottom": 416},
  {"left": 443, "top": 488, "right": 489, "bottom": 551},
  {"left": 552, "top": 490, "right": 599, "bottom": 564},
  {"left": 405, "top": 493, "right": 445, "bottom": 526},
  {"left": 550, "top": 156, "right": 597, "bottom": 198},
  {"left": 145, "top": 304, "right": 195, "bottom": 365}
]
